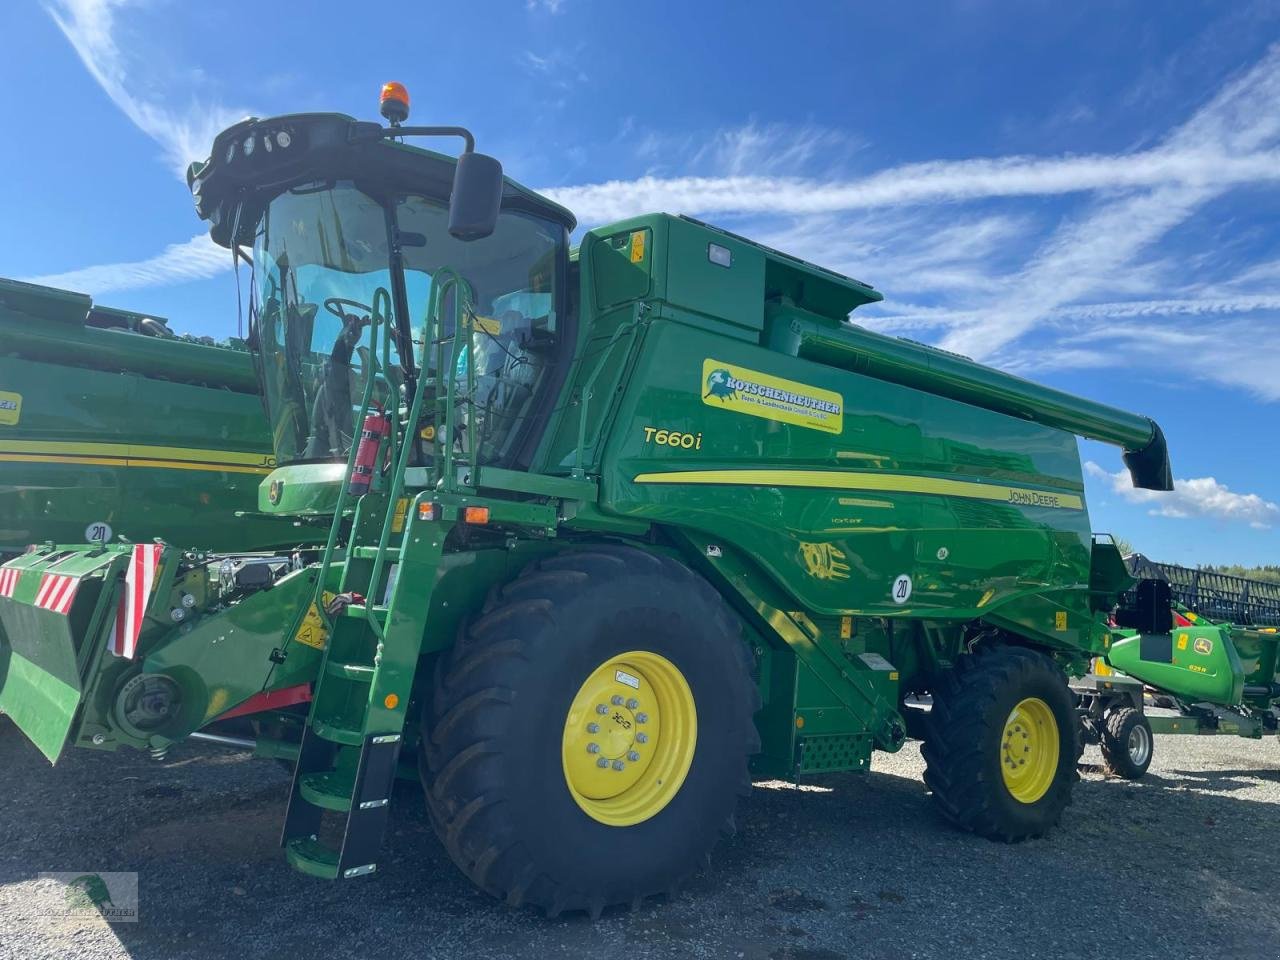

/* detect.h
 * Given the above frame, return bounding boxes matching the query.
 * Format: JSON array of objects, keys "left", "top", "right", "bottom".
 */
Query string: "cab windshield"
[{"left": 251, "top": 181, "right": 564, "bottom": 467}]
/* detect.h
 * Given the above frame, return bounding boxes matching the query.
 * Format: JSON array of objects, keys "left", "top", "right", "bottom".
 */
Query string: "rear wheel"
[
  {"left": 923, "top": 645, "right": 1081, "bottom": 840},
  {"left": 1099, "top": 706, "right": 1153, "bottom": 780},
  {"left": 423, "top": 545, "right": 760, "bottom": 916}
]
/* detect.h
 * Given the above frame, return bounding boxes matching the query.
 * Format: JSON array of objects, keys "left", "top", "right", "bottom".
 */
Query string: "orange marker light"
[
  {"left": 379, "top": 82, "right": 410, "bottom": 123},
  {"left": 463, "top": 506, "right": 490, "bottom": 524},
  {"left": 417, "top": 502, "right": 437, "bottom": 521},
  {"left": 384, "top": 693, "right": 400, "bottom": 710}
]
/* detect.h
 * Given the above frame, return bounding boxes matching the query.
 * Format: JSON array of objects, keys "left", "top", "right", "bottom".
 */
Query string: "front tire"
[
  {"left": 923, "top": 645, "right": 1081, "bottom": 841},
  {"left": 423, "top": 546, "right": 760, "bottom": 916},
  {"left": 1099, "top": 706, "right": 1153, "bottom": 780}
]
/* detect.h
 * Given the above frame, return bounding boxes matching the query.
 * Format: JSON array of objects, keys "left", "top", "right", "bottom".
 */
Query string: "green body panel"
[
  {"left": 0, "top": 279, "right": 293, "bottom": 553},
  {"left": 1107, "top": 624, "right": 1244, "bottom": 706},
  {"left": 258, "top": 463, "right": 347, "bottom": 516},
  {"left": 1233, "top": 626, "right": 1280, "bottom": 702},
  {"left": 594, "top": 317, "right": 1097, "bottom": 650},
  {"left": 138, "top": 567, "right": 324, "bottom": 746}
]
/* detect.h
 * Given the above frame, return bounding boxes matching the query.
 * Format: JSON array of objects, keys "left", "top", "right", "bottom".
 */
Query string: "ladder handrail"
[
  {"left": 312, "top": 293, "right": 396, "bottom": 617},
  {"left": 361, "top": 270, "right": 472, "bottom": 642}
]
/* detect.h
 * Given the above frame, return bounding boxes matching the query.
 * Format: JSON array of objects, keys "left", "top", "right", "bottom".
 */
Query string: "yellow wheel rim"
[
  {"left": 561, "top": 650, "right": 697, "bottom": 827},
  {"left": 1000, "top": 697, "right": 1060, "bottom": 804}
]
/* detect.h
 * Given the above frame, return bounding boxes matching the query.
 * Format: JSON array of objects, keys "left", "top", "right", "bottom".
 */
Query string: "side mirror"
[{"left": 448, "top": 152, "right": 504, "bottom": 241}]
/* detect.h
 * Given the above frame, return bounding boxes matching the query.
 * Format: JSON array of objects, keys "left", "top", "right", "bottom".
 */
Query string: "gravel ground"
[{"left": 2, "top": 718, "right": 1278, "bottom": 960}]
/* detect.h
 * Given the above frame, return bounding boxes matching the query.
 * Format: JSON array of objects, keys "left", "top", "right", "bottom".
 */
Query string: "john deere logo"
[
  {"left": 268, "top": 479, "right": 283, "bottom": 505},
  {"left": 1193, "top": 636, "right": 1214, "bottom": 656},
  {"left": 704, "top": 368, "right": 737, "bottom": 401}
]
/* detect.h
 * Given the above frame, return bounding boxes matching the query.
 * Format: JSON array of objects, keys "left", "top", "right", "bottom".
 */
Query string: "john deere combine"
[
  {"left": 0, "top": 278, "right": 288, "bottom": 553},
  {"left": 1076, "top": 554, "right": 1280, "bottom": 779},
  {"left": 0, "top": 85, "right": 1183, "bottom": 915}
]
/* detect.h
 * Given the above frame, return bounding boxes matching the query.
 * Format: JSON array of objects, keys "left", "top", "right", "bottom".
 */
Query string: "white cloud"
[
  {"left": 1085, "top": 461, "right": 1280, "bottom": 529},
  {"left": 526, "top": 0, "right": 565, "bottom": 12},
  {"left": 540, "top": 149, "right": 1280, "bottom": 225},
  {"left": 19, "top": 233, "right": 228, "bottom": 295},
  {"left": 44, "top": 0, "right": 249, "bottom": 177},
  {"left": 938, "top": 46, "right": 1280, "bottom": 361},
  {"left": 520, "top": 51, "right": 553, "bottom": 73}
]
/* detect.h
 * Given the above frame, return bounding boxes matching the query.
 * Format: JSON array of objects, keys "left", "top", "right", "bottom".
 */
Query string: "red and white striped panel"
[
  {"left": 34, "top": 574, "right": 79, "bottom": 615},
  {"left": 110, "top": 544, "right": 164, "bottom": 660},
  {"left": 0, "top": 566, "right": 20, "bottom": 598}
]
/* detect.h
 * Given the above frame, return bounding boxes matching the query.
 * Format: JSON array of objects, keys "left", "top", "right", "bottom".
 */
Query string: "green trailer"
[
  {"left": 1074, "top": 554, "right": 1280, "bottom": 779},
  {"left": 0, "top": 278, "right": 295, "bottom": 553},
  {"left": 0, "top": 88, "right": 1183, "bottom": 915}
]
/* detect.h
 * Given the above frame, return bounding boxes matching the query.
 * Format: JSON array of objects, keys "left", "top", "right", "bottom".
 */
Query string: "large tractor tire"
[
  {"left": 422, "top": 545, "right": 760, "bottom": 917},
  {"left": 1099, "top": 706, "right": 1154, "bottom": 780},
  {"left": 922, "top": 645, "right": 1081, "bottom": 841}
]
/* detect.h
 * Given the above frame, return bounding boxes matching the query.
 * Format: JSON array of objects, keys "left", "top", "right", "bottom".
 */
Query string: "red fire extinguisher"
[{"left": 348, "top": 405, "right": 390, "bottom": 495}]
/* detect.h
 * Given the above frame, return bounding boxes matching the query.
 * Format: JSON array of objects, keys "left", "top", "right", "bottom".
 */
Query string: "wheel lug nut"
[
  {"left": 595, "top": 704, "right": 608, "bottom": 715},
  {"left": 587, "top": 743, "right": 600, "bottom": 754},
  {"left": 597, "top": 757, "right": 609, "bottom": 768},
  {"left": 626, "top": 698, "right": 639, "bottom": 710},
  {"left": 611, "top": 695, "right": 624, "bottom": 706},
  {"left": 635, "top": 712, "right": 648, "bottom": 724},
  {"left": 587, "top": 722, "right": 600, "bottom": 734},
  {"left": 627, "top": 751, "right": 640, "bottom": 762},
  {"left": 612, "top": 760, "right": 625, "bottom": 771},
  {"left": 636, "top": 732, "right": 649, "bottom": 744}
]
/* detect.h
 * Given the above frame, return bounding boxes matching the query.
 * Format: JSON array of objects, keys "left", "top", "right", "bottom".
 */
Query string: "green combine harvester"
[
  {"left": 0, "top": 84, "right": 1186, "bottom": 915},
  {"left": 0, "top": 278, "right": 290, "bottom": 553},
  {"left": 1075, "top": 554, "right": 1280, "bottom": 779}
]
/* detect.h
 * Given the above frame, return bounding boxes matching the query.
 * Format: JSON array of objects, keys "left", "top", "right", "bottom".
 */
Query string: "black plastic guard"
[{"left": 1123, "top": 419, "right": 1174, "bottom": 491}]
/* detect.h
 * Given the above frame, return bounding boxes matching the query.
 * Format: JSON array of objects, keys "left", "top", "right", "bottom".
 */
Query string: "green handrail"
[
  {"left": 360, "top": 269, "right": 473, "bottom": 643},
  {"left": 311, "top": 290, "right": 394, "bottom": 623}
]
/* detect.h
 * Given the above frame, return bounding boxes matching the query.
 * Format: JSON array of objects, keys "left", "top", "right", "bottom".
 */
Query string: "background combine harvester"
[
  {"left": 1076, "top": 555, "right": 1280, "bottom": 779},
  {"left": 0, "top": 277, "right": 292, "bottom": 554},
  {"left": 0, "top": 84, "right": 1186, "bottom": 916}
]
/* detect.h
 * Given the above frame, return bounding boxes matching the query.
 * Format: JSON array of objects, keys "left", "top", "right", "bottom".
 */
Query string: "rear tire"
[
  {"left": 422, "top": 545, "right": 760, "bottom": 916},
  {"left": 923, "top": 645, "right": 1081, "bottom": 841},
  {"left": 1099, "top": 706, "right": 1153, "bottom": 780}
]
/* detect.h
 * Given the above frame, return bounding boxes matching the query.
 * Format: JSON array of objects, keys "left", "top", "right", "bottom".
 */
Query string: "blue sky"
[{"left": 2, "top": 0, "right": 1278, "bottom": 566}]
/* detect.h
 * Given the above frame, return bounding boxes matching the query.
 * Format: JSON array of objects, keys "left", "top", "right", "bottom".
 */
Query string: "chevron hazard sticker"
[
  {"left": 34, "top": 574, "right": 78, "bottom": 614},
  {"left": 0, "top": 566, "right": 20, "bottom": 598},
  {"left": 110, "top": 544, "right": 164, "bottom": 660}
]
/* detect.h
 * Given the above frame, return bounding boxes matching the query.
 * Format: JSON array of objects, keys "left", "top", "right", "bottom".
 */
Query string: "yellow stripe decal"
[
  {"left": 0, "top": 439, "right": 275, "bottom": 469},
  {"left": 0, "top": 453, "right": 271, "bottom": 476},
  {"left": 0, "top": 439, "right": 274, "bottom": 475},
  {"left": 632, "top": 469, "right": 1084, "bottom": 510}
]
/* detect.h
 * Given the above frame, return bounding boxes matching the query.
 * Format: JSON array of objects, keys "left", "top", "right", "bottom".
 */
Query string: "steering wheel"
[{"left": 324, "top": 297, "right": 374, "bottom": 323}]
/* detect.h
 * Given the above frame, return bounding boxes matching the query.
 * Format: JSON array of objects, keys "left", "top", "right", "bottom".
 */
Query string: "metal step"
[
  {"left": 338, "top": 604, "right": 388, "bottom": 622},
  {"left": 325, "top": 660, "right": 375, "bottom": 682},
  {"left": 299, "top": 770, "right": 356, "bottom": 812},
  {"left": 284, "top": 836, "right": 340, "bottom": 880},
  {"left": 311, "top": 718, "right": 364, "bottom": 746},
  {"left": 350, "top": 546, "right": 401, "bottom": 560}
]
